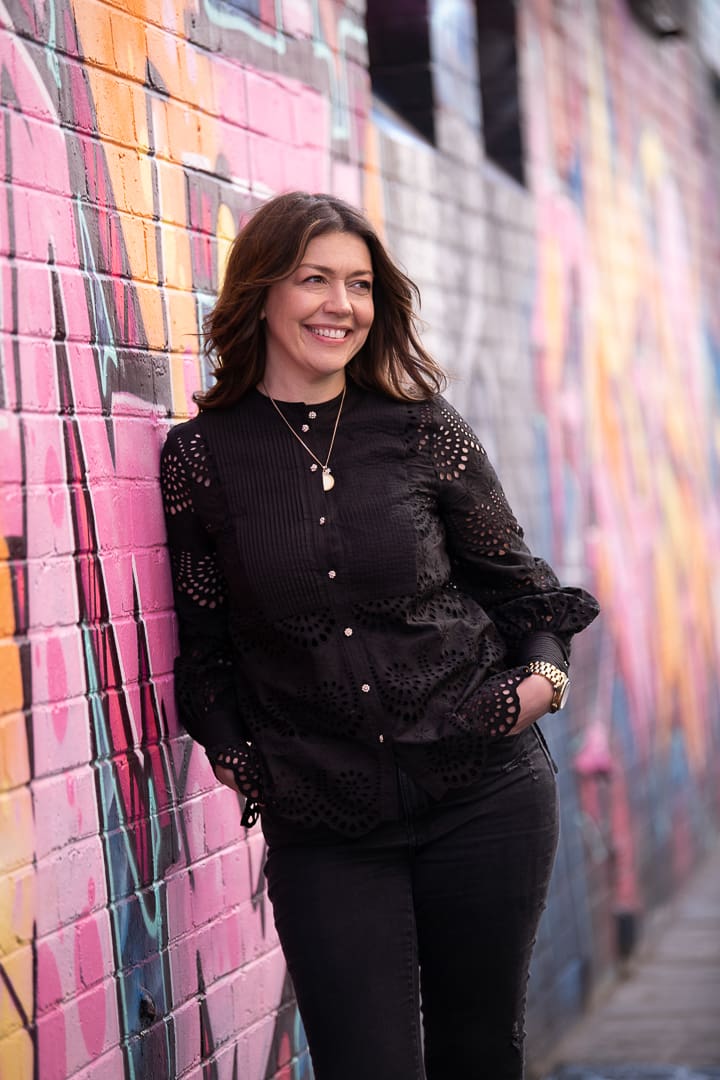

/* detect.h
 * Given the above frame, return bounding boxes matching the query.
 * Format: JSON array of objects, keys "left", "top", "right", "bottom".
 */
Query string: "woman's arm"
[
  {"left": 425, "top": 398, "right": 599, "bottom": 727},
  {"left": 160, "top": 426, "right": 264, "bottom": 820}
]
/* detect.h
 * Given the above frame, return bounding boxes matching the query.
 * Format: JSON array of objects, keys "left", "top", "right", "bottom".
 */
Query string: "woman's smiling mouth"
[{"left": 305, "top": 326, "right": 351, "bottom": 340}]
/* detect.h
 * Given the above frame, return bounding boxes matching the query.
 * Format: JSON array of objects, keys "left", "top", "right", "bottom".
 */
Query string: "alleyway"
[{"left": 538, "top": 842, "right": 720, "bottom": 1080}]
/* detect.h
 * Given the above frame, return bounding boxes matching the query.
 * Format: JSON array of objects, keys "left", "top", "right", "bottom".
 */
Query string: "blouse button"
[
  {"left": 301, "top": 424, "right": 310, "bottom": 432},
  {"left": 378, "top": 734, "right": 384, "bottom": 743},
  {"left": 361, "top": 683, "right": 370, "bottom": 693},
  {"left": 328, "top": 570, "right": 337, "bottom": 579},
  {"left": 344, "top": 627, "right": 353, "bottom": 637},
  {"left": 310, "top": 464, "right": 318, "bottom": 472},
  {"left": 319, "top": 516, "right": 326, "bottom": 525},
  {"left": 308, "top": 411, "right": 317, "bottom": 419}
]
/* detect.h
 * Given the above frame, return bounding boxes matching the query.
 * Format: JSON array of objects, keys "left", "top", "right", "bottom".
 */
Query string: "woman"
[{"left": 161, "top": 191, "right": 599, "bottom": 1079}]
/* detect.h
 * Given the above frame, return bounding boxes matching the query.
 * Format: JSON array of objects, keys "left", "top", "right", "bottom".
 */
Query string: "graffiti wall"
[
  {"left": 0, "top": 1, "right": 369, "bottom": 1076},
  {"left": 522, "top": 0, "right": 720, "bottom": 1042},
  {"left": 1, "top": 0, "right": 720, "bottom": 1075}
]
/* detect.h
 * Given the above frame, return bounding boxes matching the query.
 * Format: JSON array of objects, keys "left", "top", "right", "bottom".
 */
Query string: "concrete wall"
[{"left": 1, "top": 0, "right": 719, "bottom": 1076}]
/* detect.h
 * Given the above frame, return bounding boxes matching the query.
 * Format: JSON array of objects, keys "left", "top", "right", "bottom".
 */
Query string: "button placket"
[{"left": 299, "top": 443, "right": 383, "bottom": 749}]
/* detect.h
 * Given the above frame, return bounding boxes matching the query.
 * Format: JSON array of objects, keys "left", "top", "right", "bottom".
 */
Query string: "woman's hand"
[
  {"left": 213, "top": 762, "right": 243, "bottom": 792},
  {"left": 509, "top": 673, "right": 554, "bottom": 735},
  {"left": 212, "top": 761, "right": 264, "bottom": 803}
]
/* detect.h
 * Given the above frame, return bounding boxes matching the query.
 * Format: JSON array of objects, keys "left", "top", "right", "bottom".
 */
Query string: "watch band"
[{"left": 525, "top": 659, "right": 570, "bottom": 713}]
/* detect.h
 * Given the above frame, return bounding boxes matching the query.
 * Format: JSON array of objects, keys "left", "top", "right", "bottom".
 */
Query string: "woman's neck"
[{"left": 258, "top": 371, "right": 347, "bottom": 404}]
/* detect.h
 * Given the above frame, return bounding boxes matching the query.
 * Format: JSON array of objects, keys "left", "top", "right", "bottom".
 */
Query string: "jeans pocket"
[
  {"left": 484, "top": 728, "right": 534, "bottom": 774},
  {"left": 531, "top": 724, "right": 559, "bottom": 774}
]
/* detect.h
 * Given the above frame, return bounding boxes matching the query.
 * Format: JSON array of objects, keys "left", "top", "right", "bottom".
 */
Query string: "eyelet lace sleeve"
[
  {"left": 422, "top": 399, "right": 600, "bottom": 650},
  {"left": 160, "top": 425, "right": 265, "bottom": 810}
]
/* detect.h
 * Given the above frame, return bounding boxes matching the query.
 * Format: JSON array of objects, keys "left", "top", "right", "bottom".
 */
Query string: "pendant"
[{"left": 322, "top": 468, "right": 335, "bottom": 492}]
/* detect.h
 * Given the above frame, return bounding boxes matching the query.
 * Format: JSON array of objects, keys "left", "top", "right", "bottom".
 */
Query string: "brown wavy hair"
[{"left": 195, "top": 191, "right": 446, "bottom": 409}]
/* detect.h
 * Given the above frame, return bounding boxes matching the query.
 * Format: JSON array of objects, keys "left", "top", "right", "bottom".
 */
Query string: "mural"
[
  {"left": 0, "top": 0, "right": 367, "bottom": 1076},
  {"left": 2, "top": 0, "right": 720, "bottom": 1075},
  {"left": 523, "top": 0, "right": 720, "bottom": 1004}
]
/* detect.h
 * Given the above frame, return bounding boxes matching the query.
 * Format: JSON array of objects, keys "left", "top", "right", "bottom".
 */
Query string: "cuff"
[{"left": 516, "top": 632, "right": 570, "bottom": 673}]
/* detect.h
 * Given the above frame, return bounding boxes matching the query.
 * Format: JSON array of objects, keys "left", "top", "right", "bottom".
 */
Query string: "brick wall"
[{"left": 1, "top": 0, "right": 719, "bottom": 1076}]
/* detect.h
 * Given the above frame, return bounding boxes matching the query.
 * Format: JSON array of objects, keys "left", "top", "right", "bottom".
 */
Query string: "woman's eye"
[
  {"left": 351, "top": 280, "right": 372, "bottom": 292},
  {"left": 302, "top": 275, "right": 326, "bottom": 285}
]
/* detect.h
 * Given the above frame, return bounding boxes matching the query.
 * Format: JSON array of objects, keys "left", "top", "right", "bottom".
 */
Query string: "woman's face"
[{"left": 261, "top": 231, "right": 374, "bottom": 398}]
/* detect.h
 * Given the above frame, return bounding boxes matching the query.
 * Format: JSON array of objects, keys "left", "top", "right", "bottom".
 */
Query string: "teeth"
[{"left": 309, "top": 327, "right": 348, "bottom": 339}]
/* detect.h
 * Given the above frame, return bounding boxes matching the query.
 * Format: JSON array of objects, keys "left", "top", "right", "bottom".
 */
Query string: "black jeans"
[{"left": 262, "top": 725, "right": 559, "bottom": 1080}]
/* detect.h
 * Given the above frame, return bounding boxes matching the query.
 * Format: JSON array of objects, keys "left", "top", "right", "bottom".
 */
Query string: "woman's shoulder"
[
  {"left": 163, "top": 395, "right": 254, "bottom": 447},
  {"left": 162, "top": 412, "right": 204, "bottom": 454}
]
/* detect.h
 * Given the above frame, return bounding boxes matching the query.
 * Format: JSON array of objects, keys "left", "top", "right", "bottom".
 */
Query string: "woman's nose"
[{"left": 323, "top": 284, "right": 352, "bottom": 313}]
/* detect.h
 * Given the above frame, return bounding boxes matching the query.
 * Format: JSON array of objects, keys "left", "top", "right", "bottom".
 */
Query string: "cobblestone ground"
[{"left": 539, "top": 844, "right": 720, "bottom": 1080}]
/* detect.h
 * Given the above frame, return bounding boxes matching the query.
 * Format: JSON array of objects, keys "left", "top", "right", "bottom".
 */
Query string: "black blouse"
[{"left": 160, "top": 381, "right": 599, "bottom": 835}]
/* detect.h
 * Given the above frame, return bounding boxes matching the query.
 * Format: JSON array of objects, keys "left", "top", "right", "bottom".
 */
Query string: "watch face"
[{"left": 556, "top": 680, "right": 570, "bottom": 710}]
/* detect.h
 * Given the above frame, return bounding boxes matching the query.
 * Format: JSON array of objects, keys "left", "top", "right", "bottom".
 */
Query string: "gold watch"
[{"left": 525, "top": 660, "right": 570, "bottom": 713}]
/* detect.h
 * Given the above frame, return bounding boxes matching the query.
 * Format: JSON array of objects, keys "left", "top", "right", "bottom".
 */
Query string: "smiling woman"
[
  {"left": 160, "top": 191, "right": 599, "bottom": 1080},
  {"left": 260, "top": 232, "right": 375, "bottom": 402}
]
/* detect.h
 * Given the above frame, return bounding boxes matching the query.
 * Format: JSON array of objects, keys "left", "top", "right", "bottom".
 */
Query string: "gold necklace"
[{"left": 261, "top": 383, "right": 346, "bottom": 492}]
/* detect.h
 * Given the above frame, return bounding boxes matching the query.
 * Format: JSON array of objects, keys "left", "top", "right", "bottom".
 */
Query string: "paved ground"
[{"left": 539, "top": 841, "right": 720, "bottom": 1080}]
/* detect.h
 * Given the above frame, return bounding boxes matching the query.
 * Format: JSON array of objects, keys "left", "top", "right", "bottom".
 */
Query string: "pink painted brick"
[
  {"left": 23, "top": 483, "right": 75, "bottom": 556},
  {"left": 248, "top": 134, "right": 286, "bottom": 195},
  {"left": 178, "top": 794, "right": 208, "bottom": 865},
  {"left": 129, "top": 483, "right": 168, "bottom": 548},
  {"left": 190, "top": 854, "right": 225, "bottom": 928},
  {"left": 168, "top": 921, "right": 213, "bottom": 993},
  {"left": 21, "top": 412, "right": 65, "bottom": 488},
  {"left": 203, "top": 787, "right": 244, "bottom": 854},
  {"left": 215, "top": 122, "right": 251, "bottom": 188},
  {"left": 165, "top": 868, "right": 196, "bottom": 940},
  {"left": 0, "top": 410, "right": 22, "bottom": 484},
  {"left": 132, "top": 556, "right": 175, "bottom": 615},
  {"left": 234, "top": 947, "right": 287, "bottom": 1030},
  {"left": 36, "top": 978, "right": 121, "bottom": 1078},
  {"left": 210, "top": 58, "right": 248, "bottom": 127},
  {"left": 58, "top": 344, "right": 102, "bottom": 413},
  {"left": 13, "top": 338, "right": 60, "bottom": 413},
  {"left": 331, "top": 159, "right": 362, "bottom": 205},
  {"left": 34, "top": 835, "right": 108, "bottom": 937},
  {"left": 246, "top": 71, "right": 295, "bottom": 144},
  {"left": 0, "top": 28, "right": 58, "bottom": 124},
  {"left": 242, "top": 1012, "right": 280, "bottom": 1080},
  {"left": 221, "top": 842, "right": 254, "bottom": 906},
  {"left": 171, "top": 737, "right": 215, "bottom": 798},
  {"left": 2, "top": 261, "right": 54, "bottom": 336},
  {"left": 292, "top": 87, "right": 329, "bottom": 149},
  {"left": 31, "top": 699, "right": 93, "bottom": 777},
  {"left": 282, "top": 145, "right": 329, "bottom": 194},
  {"left": 4, "top": 112, "right": 71, "bottom": 196},
  {"left": 110, "top": 416, "right": 163, "bottom": 479},
  {"left": 68, "top": 1045, "right": 126, "bottom": 1080},
  {"left": 0, "top": 487, "right": 23, "bottom": 548},
  {"left": 207, "top": 909, "right": 244, "bottom": 979},
  {"left": 13, "top": 185, "right": 80, "bottom": 268},
  {"left": 170, "top": 996, "right": 202, "bottom": 1075},
  {"left": 29, "top": 627, "right": 86, "bottom": 709},
  {"left": 27, "top": 556, "right": 80, "bottom": 629},
  {"left": 32, "top": 767, "right": 99, "bottom": 860}
]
